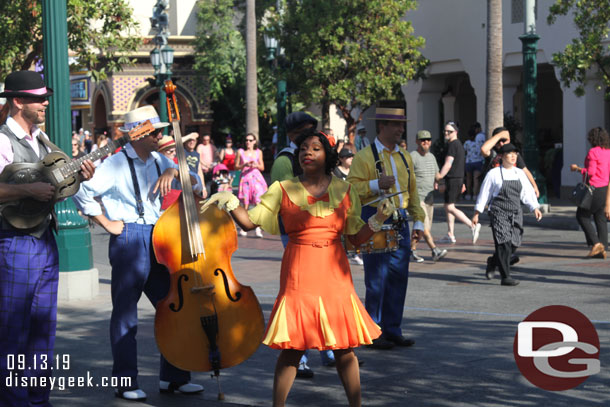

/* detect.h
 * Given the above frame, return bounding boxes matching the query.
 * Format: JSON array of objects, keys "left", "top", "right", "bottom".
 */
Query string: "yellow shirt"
[{"left": 346, "top": 138, "right": 425, "bottom": 225}]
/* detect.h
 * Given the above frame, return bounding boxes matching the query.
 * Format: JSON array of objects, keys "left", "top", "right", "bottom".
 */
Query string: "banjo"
[{"left": 0, "top": 121, "right": 155, "bottom": 230}]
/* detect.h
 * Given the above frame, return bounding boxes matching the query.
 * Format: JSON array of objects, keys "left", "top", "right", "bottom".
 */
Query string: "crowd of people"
[{"left": 1, "top": 69, "right": 608, "bottom": 407}]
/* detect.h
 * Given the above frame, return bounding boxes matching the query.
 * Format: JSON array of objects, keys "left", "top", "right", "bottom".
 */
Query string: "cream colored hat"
[
  {"left": 157, "top": 135, "right": 175, "bottom": 152},
  {"left": 119, "top": 105, "right": 169, "bottom": 133},
  {"left": 370, "top": 107, "right": 409, "bottom": 122},
  {"left": 182, "top": 132, "right": 199, "bottom": 143}
]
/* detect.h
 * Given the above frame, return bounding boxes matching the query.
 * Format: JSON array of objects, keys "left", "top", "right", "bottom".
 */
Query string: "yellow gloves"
[{"left": 200, "top": 191, "right": 240, "bottom": 213}]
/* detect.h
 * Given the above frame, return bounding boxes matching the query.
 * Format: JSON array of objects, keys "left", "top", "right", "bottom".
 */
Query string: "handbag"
[{"left": 571, "top": 173, "right": 595, "bottom": 210}]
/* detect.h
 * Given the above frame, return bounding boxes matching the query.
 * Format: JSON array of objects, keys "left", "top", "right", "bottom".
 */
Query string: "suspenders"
[
  {"left": 370, "top": 142, "right": 411, "bottom": 192},
  {"left": 122, "top": 150, "right": 161, "bottom": 222}
]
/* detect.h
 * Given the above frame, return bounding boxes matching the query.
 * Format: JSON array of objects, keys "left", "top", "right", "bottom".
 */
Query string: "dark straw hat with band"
[{"left": 0, "top": 71, "right": 53, "bottom": 98}]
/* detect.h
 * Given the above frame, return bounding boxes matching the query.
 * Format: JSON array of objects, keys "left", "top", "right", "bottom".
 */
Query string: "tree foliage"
[
  {"left": 193, "top": 0, "right": 278, "bottom": 142},
  {"left": 0, "top": 0, "right": 141, "bottom": 81},
  {"left": 278, "top": 0, "right": 428, "bottom": 138},
  {"left": 547, "top": 0, "right": 610, "bottom": 98}
]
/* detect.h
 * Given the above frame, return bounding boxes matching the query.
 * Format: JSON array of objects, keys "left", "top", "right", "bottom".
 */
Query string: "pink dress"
[{"left": 237, "top": 149, "right": 268, "bottom": 207}]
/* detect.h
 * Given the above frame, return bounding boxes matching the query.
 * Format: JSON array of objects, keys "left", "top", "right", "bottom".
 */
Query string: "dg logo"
[{"left": 513, "top": 305, "right": 600, "bottom": 391}]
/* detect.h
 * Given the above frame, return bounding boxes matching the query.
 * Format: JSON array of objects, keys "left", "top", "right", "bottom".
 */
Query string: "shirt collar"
[
  {"left": 6, "top": 116, "right": 43, "bottom": 140},
  {"left": 374, "top": 137, "right": 399, "bottom": 153},
  {"left": 289, "top": 141, "right": 298, "bottom": 150}
]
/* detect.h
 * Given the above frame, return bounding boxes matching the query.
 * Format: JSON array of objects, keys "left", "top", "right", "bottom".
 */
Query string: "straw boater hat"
[
  {"left": 370, "top": 107, "right": 409, "bottom": 122},
  {"left": 0, "top": 70, "right": 53, "bottom": 98},
  {"left": 119, "top": 105, "right": 169, "bottom": 132},
  {"left": 157, "top": 135, "right": 175, "bottom": 152},
  {"left": 182, "top": 132, "right": 198, "bottom": 144}
]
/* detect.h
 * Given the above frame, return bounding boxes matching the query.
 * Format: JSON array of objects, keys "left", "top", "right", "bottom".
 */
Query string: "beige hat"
[
  {"left": 119, "top": 105, "right": 169, "bottom": 133},
  {"left": 182, "top": 132, "right": 198, "bottom": 144},
  {"left": 157, "top": 135, "right": 175, "bottom": 152},
  {"left": 370, "top": 107, "right": 409, "bottom": 122}
]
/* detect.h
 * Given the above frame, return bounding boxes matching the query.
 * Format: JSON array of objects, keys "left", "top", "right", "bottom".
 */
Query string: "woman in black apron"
[{"left": 471, "top": 143, "right": 542, "bottom": 286}]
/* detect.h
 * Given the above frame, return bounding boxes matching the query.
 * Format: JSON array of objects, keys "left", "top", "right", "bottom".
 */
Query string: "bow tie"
[{"left": 307, "top": 193, "right": 329, "bottom": 205}]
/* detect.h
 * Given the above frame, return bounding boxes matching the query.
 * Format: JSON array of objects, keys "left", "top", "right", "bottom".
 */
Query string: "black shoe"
[
  {"left": 501, "top": 277, "right": 520, "bottom": 286},
  {"left": 485, "top": 257, "right": 496, "bottom": 280},
  {"left": 510, "top": 255, "right": 520, "bottom": 265},
  {"left": 384, "top": 334, "right": 415, "bottom": 347},
  {"left": 296, "top": 362, "right": 314, "bottom": 379},
  {"left": 366, "top": 337, "right": 395, "bottom": 350}
]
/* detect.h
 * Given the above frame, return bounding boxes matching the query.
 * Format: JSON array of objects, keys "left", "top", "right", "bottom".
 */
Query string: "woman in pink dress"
[{"left": 235, "top": 133, "right": 267, "bottom": 237}]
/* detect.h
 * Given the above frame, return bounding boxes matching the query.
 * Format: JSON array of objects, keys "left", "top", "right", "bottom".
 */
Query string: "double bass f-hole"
[
  {"left": 169, "top": 274, "right": 189, "bottom": 313},
  {"left": 214, "top": 268, "right": 241, "bottom": 302}
]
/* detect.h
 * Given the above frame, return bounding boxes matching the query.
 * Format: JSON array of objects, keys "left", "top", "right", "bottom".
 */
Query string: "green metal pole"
[
  {"left": 158, "top": 76, "right": 168, "bottom": 135},
  {"left": 276, "top": 79, "right": 287, "bottom": 150},
  {"left": 519, "top": 33, "right": 547, "bottom": 204},
  {"left": 42, "top": 0, "right": 93, "bottom": 271}
]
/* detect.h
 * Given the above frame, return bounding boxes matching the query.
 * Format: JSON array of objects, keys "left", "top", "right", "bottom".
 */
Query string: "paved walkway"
[{"left": 50, "top": 204, "right": 610, "bottom": 406}]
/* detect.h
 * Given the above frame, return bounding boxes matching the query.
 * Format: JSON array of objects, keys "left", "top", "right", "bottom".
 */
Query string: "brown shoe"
[{"left": 586, "top": 243, "right": 606, "bottom": 259}]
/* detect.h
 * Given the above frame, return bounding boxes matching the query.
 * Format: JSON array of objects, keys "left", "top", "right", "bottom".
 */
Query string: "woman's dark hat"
[
  {"left": 338, "top": 148, "right": 354, "bottom": 158},
  {"left": 499, "top": 143, "right": 519, "bottom": 154},
  {"left": 0, "top": 71, "right": 53, "bottom": 98}
]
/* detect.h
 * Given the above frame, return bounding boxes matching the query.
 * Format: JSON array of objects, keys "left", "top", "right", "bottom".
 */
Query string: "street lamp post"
[
  {"left": 150, "top": 45, "right": 174, "bottom": 133},
  {"left": 150, "top": 1, "right": 173, "bottom": 134},
  {"left": 42, "top": 0, "right": 97, "bottom": 299},
  {"left": 520, "top": 0, "right": 547, "bottom": 206},
  {"left": 264, "top": 33, "right": 287, "bottom": 150}
]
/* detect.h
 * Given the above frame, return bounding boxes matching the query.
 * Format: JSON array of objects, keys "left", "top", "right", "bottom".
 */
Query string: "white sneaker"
[
  {"left": 239, "top": 229, "right": 248, "bottom": 237},
  {"left": 115, "top": 388, "right": 147, "bottom": 401},
  {"left": 159, "top": 380, "right": 204, "bottom": 394},
  {"left": 432, "top": 248, "right": 448, "bottom": 262},
  {"left": 255, "top": 227, "right": 263, "bottom": 238},
  {"left": 438, "top": 234, "right": 456, "bottom": 244},
  {"left": 349, "top": 254, "right": 364, "bottom": 265},
  {"left": 410, "top": 251, "right": 424, "bottom": 263},
  {"left": 472, "top": 223, "right": 482, "bottom": 244}
]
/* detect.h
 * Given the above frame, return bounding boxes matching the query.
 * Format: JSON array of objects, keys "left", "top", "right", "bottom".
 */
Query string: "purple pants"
[{"left": 0, "top": 229, "right": 59, "bottom": 407}]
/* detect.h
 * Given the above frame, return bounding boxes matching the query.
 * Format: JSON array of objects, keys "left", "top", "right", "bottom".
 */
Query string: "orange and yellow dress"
[{"left": 248, "top": 176, "right": 381, "bottom": 350}]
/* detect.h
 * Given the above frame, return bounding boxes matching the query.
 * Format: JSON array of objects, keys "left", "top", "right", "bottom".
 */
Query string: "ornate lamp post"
[
  {"left": 520, "top": 0, "right": 547, "bottom": 205},
  {"left": 42, "top": 0, "right": 96, "bottom": 299},
  {"left": 264, "top": 32, "right": 287, "bottom": 150},
  {"left": 150, "top": 1, "right": 174, "bottom": 134}
]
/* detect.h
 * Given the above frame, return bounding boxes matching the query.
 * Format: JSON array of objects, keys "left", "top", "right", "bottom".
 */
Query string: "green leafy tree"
[
  {"left": 0, "top": 0, "right": 140, "bottom": 81},
  {"left": 194, "top": 0, "right": 278, "bottom": 143},
  {"left": 278, "top": 0, "right": 428, "bottom": 141},
  {"left": 547, "top": 0, "right": 610, "bottom": 98}
]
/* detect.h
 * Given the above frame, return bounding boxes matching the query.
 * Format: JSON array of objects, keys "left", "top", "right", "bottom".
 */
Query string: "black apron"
[{"left": 489, "top": 168, "right": 523, "bottom": 246}]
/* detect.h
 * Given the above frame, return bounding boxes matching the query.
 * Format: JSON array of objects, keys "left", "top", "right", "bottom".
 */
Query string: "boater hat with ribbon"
[
  {"left": 370, "top": 107, "right": 409, "bottom": 122},
  {"left": 0, "top": 70, "right": 53, "bottom": 98},
  {"left": 119, "top": 105, "right": 169, "bottom": 133},
  {"left": 157, "top": 135, "right": 176, "bottom": 152}
]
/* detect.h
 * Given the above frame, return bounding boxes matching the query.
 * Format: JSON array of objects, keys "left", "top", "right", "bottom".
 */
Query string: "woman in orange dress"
[{"left": 204, "top": 129, "right": 394, "bottom": 407}]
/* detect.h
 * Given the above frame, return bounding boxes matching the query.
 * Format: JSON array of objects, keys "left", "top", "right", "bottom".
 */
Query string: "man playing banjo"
[{"left": 347, "top": 105, "right": 424, "bottom": 350}]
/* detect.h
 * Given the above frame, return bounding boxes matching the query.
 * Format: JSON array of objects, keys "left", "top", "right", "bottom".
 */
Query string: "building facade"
[
  {"left": 72, "top": 0, "right": 212, "bottom": 140},
  {"left": 400, "top": 0, "right": 609, "bottom": 194}
]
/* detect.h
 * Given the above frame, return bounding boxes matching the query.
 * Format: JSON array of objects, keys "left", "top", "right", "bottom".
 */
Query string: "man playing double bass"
[
  {"left": 0, "top": 70, "right": 95, "bottom": 407},
  {"left": 347, "top": 106, "right": 424, "bottom": 350},
  {"left": 73, "top": 106, "right": 203, "bottom": 402}
]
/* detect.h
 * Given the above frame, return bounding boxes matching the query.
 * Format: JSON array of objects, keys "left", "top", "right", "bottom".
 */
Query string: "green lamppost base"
[{"left": 54, "top": 200, "right": 99, "bottom": 300}]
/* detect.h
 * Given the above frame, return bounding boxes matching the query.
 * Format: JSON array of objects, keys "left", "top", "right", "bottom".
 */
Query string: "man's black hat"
[
  {"left": 285, "top": 112, "right": 318, "bottom": 133},
  {"left": 0, "top": 71, "right": 53, "bottom": 98},
  {"left": 499, "top": 143, "right": 519, "bottom": 154}
]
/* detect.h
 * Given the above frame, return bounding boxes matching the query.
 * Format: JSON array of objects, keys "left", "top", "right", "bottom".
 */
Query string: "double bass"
[{"left": 152, "top": 80, "right": 264, "bottom": 398}]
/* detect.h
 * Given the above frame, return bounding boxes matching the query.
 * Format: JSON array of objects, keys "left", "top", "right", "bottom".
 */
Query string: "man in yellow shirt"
[{"left": 347, "top": 107, "right": 424, "bottom": 349}]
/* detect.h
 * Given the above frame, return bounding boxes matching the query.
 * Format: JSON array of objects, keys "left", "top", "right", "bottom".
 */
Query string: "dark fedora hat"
[{"left": 0, "top": 71, "right": 53, "bottom": 98}]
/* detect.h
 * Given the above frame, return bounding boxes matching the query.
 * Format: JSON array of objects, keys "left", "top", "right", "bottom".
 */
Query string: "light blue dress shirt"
[{"left": 73, "top": 143, "right": 201, "bottom": 225}]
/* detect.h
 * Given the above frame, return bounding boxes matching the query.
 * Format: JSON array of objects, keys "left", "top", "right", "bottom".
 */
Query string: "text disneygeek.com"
[
  {"left": 5, "top": 372, "right": 132, "bottom": 391},
  {"left": 5, "top": 354, "right": 131, "bottom": 391}
]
